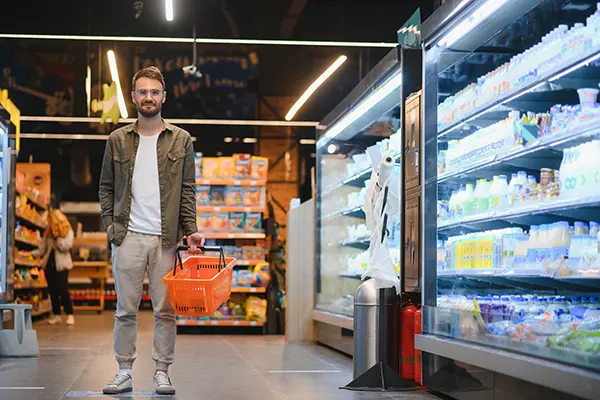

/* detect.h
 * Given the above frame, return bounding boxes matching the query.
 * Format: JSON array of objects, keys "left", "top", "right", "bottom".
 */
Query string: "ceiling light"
[
  {"left": 224, "top": 137, "right": 233, "bottom": 143},
  {"left": 327, "top": 144, "right": 338, "bottom": 154},
  {"left": 86, "top": 66, "right": 91, "bottom": 117},
  {"left": 438, "top": 0, "right": 508, "bottom": 48},
  {"left": 300, "top": 139, "right": 316, "bottom": 145},
  {"left": 165, "top": 0, "right": 174, "bottom": 21},
  {"left": 321, "top": 72, "right": 402, "bottom": 142},
  {"left": 106, "top": 50, "right": 128, "bottom": 119},
  {"left": 285, "top": 55, "right": 347, "bottom": 121},
  {"left": 0, "top": 33, "right": 397, "bottom": 48},
  {"left": 243, "top": 138, "right": 258, "bottom": 143}
]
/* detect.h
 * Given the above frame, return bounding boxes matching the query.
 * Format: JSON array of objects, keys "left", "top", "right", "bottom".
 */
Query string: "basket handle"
[{"left": 173, "top": 245, "right": 227, "bottom": 276}]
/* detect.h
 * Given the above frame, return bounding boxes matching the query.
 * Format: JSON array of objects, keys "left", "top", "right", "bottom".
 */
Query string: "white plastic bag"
[{"left": 361, "top": 153, "right": 401, "bottom": 293}]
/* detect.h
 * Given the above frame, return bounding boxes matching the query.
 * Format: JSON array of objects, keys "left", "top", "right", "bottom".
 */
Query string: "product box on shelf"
[
  {"left": 196, "top": 186, "right": 211, "bottom": 207},
  {"left": 202, "top": 158, "right": 219, "bottom": 180},
  {"left": 194, "top": 153, "right": 203, "bottom": 180},
  {"left": 234, "top": 154, "right": 251, "bottom": 179},
  {"left": 245, "top": 212, "right": 262, "bottom": 233},
  {"left": 211, "top": 212, "right": 229, "bottom": 232},
  {"left": 225, "top": 186, "right": 243, "bottom": 206},
  {"left": 197, "top": 212, "right": 212, "bottom": 231},
  {"left": 229, "top": 212, "right": 246, "bottom": 233},
  {"left": 218, "top": 157, "right": 235, "bottom": 180},
  {"left": 210, "top": 186, "right": 226, "bottom": 205},
  {"left": 243, "top": 187, "right": 260, "bottom": 206},
  {"left": 250, "top": 157, "right": 268, "bottom": 180}
]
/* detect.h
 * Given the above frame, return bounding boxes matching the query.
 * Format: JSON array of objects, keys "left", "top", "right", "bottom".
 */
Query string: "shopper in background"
[
  {"left": 99, "top": 66, "right": 205, "bottom": 396},
  {"left": 33, "top": 199, "right": 75, "bottom": 325}
]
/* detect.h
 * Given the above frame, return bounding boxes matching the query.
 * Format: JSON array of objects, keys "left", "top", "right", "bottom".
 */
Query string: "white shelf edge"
[{"left": 312, "top": 309, "right": 353, "bottom": 331}]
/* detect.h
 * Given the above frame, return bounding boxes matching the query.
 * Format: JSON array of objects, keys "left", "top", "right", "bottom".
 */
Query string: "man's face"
[{"left": 131, "top": 77, "right": 166, "bottom": 118}]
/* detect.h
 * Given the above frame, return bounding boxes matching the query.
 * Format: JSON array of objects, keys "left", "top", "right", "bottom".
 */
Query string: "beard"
[{"left": 136, "top": 99, "right": 162, "bottom": 118}]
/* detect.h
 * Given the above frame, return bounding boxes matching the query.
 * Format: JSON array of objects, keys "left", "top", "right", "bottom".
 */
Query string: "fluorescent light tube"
[
  {"left": 86, "top": 66, "right": 91, "bottom": 117},
  {"left": 166, "top": 0, "right": 174, "bottom": 22},
  {"left": 299, "top": 139, "right": 316, "bottom": 144},
  {"left": 285, "top": 55, "right": 347, "bottom": 121},
  {"left": 106, "top": 50, "right": 129, "bottom": 119},
  {"left": 323, "top": 72, "right": 402, "bottom": 140},
  {"left": 243, "top": 138, "right": 258, "bottom": 143},
  {"left": 224, "top": 137, "right": 233, "bottom": 143},
  {"left": 438, "top": 0, "right": 508, "bottom": 48}
]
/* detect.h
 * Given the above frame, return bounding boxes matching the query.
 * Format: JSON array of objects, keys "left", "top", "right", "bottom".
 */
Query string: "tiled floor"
[{"left": 0, "top": 311, "right": 440, "bottom": 400}]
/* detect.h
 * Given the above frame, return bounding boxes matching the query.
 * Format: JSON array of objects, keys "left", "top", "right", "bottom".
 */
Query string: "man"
[{"left": 99, "top": 66, "right": 204, "bottom": 395}]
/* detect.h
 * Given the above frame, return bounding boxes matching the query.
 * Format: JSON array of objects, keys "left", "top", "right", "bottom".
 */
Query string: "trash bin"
[
  {"left": 353, "top": 280, "right": 401, "bottom": 379},
  {"left": 353, "top": 279, "right": 378, "bottom": 379}
]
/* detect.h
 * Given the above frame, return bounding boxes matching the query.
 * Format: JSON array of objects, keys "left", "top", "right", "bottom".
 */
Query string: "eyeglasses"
[{"left": 134, "top": 89, "right": 163, "bottom": 97}]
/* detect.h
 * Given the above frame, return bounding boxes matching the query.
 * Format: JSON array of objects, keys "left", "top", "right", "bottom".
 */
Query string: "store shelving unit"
[
  {"left": 13, "top": 171, "right": 50, "bottom": 317},
  {"left": 175, "top": 155, "right": 270, "bottom": 331},
  {"left": 419, "top": 1, "right": 600, "bottom": 399}
]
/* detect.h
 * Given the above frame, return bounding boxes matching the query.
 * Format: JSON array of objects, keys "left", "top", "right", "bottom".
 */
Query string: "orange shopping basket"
[{"left": 163, "top": 245, "right": 236, "bottom": 317}]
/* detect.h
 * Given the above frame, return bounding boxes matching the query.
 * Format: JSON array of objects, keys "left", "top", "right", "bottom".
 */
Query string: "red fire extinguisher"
[
  {"left": 401, "top": 303, "right": 417, "bottom": 380},
  {"left": 414, "top": 307, "right": 422, "bottom": 385}
]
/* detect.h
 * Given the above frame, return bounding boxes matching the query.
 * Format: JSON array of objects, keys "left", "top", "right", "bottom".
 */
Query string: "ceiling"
[{"left": 2, "top": 0, "right": 432, "bottom": 122}]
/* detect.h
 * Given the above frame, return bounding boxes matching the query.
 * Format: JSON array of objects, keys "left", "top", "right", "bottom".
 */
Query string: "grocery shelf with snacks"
[
  {"left": 11, "top": 163, "right": 51, "bottom": 315},
  {"left": 419, "top": 1, "right": 600, "bottom": 398},
  {"left": 312, "top": 43, "right": 421, "bottom": 354}
]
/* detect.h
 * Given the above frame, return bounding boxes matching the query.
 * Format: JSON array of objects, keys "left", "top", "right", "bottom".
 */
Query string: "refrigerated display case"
[
  {"left": 312, "top": 47, "right": 422, "bottom": 354},
  {"left": 418, "top": 1, "right": 600, "bottom": 399},
  {"left": 0, "top": 113, "right": 16, "bottom": 303}
]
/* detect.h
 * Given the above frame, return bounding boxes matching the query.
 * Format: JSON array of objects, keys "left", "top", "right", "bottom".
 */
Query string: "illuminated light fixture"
[
  {"left": 19, "top": 115, "right": 322, "bottom": 128},
  {"left": 322, "top": 72, "right": 403, "bottom": 141},
  {"left": 285, "top": 55, "right": 347, "bottom": 121},
  {"left": 86, "top": 66, "right": 91, "bottom": 116},
  {"left": 106, "top": 50, "right": 129, "bottom": 119},
  {"left": 243, "top": 138, "right": 258, "bottom": 144},
  {"left": 224, "top": 137, "right": 233, "bottom": 143},
  {"left": 14, "top": 133, "right": 110, "bottom": 140},
  {"left": 165, "top": 0, "right": 174, "bottom": 21},
  {"left": 299, "top": 139, "right": 316, "bottom": 145},
  {"left": 549, "top": 53, "right": 600, "bottom": 82},
  {"left": 0, "top": 33, "right": 396, "bottom": 48},
  {"left": 438, "top": 0, "right": 508, "bottom": 48},
  {"left": 445, "top": 0, "right": 470, "bottom": 22},
  {"left": 327, "top": 144, "right": 338, "bottom": 154}
]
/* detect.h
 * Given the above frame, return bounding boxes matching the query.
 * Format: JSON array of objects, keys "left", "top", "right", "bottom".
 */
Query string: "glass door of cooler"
[
  {"left": 421, "top": 0, "right": 600, "bottom": 397},
  {"left": 315, "top": 49, "right": 404, "bottom": 318}
]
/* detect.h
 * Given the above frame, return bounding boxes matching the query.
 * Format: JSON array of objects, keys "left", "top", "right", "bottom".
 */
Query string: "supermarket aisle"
[{"left": 0, "top": 312, "right": 438, "bottom": 400}]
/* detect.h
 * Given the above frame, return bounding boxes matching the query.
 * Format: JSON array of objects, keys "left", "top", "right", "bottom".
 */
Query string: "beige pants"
[{"left": 112, "top": 231, "right": 176, "bottom": 371}]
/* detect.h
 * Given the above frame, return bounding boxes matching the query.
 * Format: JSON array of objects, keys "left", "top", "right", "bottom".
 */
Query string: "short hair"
[{"left": 132, "top": 66, "right": 165, "bottom": 90}]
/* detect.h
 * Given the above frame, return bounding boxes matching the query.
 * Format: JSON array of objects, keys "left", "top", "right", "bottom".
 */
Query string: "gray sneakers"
[
  {"left": 103, "top": 372, "right": 133, "bottom": 394},
  {"left": 102, "top": 371, "right": 175, "bottom": 395},
  {"left": 154, "top": 371, "right": 176, "bottom": 395}
]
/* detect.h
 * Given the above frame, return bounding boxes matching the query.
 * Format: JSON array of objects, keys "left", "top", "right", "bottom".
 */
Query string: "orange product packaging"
[
  {"left": 211, "top": 212, "right": 229, "bottom": 232},
  {"left": 250, "top": 157, "right": 269, "bottom": 180},
  {"left": 202, "top": 158, "right": 220, "bottom": 180},
  {"left": 218, "top": 157, "right": 235, "bottom": 180},
  {"left": 197, "top": 212, "right": 212, "bottom": 231},
  {"left": 233, "top": 154, "right": 252, "bottom": 180},
  {"left": 242, "top": 246, "right": 255, "bottom": 261}
]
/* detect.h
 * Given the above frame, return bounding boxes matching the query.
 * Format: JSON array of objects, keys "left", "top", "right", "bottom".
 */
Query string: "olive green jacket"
[{"left": 99, "top": 121, "right": 198, "bottom": 248}]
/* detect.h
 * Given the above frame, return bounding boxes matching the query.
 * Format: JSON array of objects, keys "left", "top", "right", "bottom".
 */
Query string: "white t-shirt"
[{"left": 128, "top": 133, "right": 162, "bottom": 235}]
